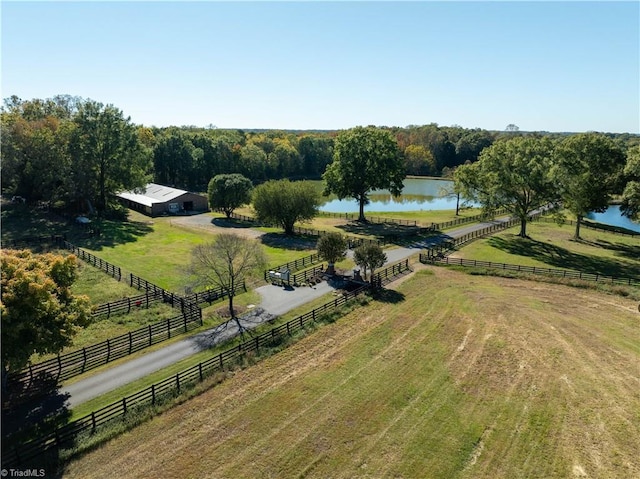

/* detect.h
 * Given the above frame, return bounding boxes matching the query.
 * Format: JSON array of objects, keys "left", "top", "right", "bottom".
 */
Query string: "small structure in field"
[{"left": 117, "top": 183, "right": 208, "bottom": 217}]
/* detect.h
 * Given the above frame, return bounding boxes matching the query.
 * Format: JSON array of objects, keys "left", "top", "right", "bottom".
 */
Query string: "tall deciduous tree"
[
  {"left": 316, "top": 233, "right": 347, "bottom": 275},
  {"left": 69, "top": 100, "right": 151, "bottom": 215},
  {"left": 1, "top": 250, "right": 91, "bottom": 388},
  {"left": 620, "top": 145, "right": 640, "bottom": 220},
  {"left": 455, "top": 136, "right": 557, "bottom": 237},
  {"left": 252, "top": 180, "right": 319, "bottom": 235},
  {"left": 188, "top": 234, "right": 267, "bottom": 318},
  {"left": 323, "top": 126, "right": 404, "bottom": 222},
  {"left": 208, "top": 174, "right": 253, "bottom": 219},
  {"left": 553, "top": 133, "right": 626, "bottom": 238}
]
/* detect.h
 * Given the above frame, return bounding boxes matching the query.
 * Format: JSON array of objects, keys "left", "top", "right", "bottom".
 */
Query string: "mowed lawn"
[
  {"left": 62, "top": 267, "right": 640, "bottom": 479},
  {"left": 77, "top": 211, "right": 314, "bottom": 292}
]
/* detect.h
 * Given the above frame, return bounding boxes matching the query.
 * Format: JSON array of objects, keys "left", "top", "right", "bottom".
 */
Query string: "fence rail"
[
  {"left": 318, "top": 211, "right": 417, "bottom": 227},
  {"left": 183, "top": 282, "right": 247, "bottom": 306},
  {"left": 2, "top": 259, "right": 415, "bottom": 469},
  {"left": 264, "top": 253, "right": 322, "bottom": 281},
  {"left": 91, "top": 290, "right": 165, "bottom": 318},
  {"left": 536, "top": 216, "right": 639, "bottom": 237},
  {"left": 426, "top": 207, "right": 510, "bottom": 231},
  {"left": 371, "top": 259, "right": 412, "bottom": 287},
  {"left": 420, "top": 256, "right": 640, "bottom": 286},
  {"left": 59, "top": 240, "right": 122, "bottom": 281},
  {"left": 7, "top": 306, "right": 203, "bottom": 396},
  {"left": 2, "top": 285, "right": 368, "bottom": 469}
]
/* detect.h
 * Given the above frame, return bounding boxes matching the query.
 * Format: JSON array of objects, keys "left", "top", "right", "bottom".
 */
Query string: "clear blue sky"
[{"left": 2, "top": 1, "right": 639, "bottom": 133}]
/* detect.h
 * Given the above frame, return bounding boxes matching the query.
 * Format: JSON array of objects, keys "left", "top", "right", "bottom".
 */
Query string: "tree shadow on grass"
[
  {"left": 337, "top": 221, "right": 420, "bottom": 242},
  {"left": 2, "top": 384, "right": 71, "bottom": 444},
  {"left": 487, "top": 235, "right": 640, "bottom": 280},
  {"left": 260, "top": 232, "right": 317, "bottom": 251},
  {"left": 586, "top": 239, "right": 640, "bottom": 262},
  {"left": 73, "top": 219, "right": 153, "bottom": 250},
  {"left": 372, "top": 288, "right": 405, "bottom": 304},
  {"left": 211, "top": 217, "right": 253, "bottom": 229}
]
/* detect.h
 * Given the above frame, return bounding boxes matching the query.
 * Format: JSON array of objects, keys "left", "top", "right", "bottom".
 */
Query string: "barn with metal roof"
[{"left": 117, "top": 183, "right": 209, "bottom": 217}]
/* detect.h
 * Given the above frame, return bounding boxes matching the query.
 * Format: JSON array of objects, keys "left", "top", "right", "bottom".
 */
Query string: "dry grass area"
[{"left": 62, "top": 268, "right": 640, "bottom": 479}]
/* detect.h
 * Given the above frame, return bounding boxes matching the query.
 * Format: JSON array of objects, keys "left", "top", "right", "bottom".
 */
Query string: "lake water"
[
  {"left": 319, "top": 178, "right": 469, "bottom": 212},
  {"left": 319, "top": 178, "right": 640, "bottom": 232},
  {"left": 586, "top": 205, "right": 640, "bottom": 233}
]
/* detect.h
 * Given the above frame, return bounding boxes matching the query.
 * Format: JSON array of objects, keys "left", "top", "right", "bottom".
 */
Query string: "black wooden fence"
[
  {"left": 183, "top": 282, "right": 247, "bottom": 306},
  {"left": 59, "top": 240, "right": 122, "bottom": 281},
  {"left": 536, "top": 216, "right": 639, "bottom": 237},
  {"left": 426, "top": 207, "right": 510, "bottom": 231},
  {"left": 2, "top": 285, "right": 369, "bottom": 469},
  {"left": 2, "top": 257, "right": 416, "bottom": 470},
  {"left": 420, "top": 256, "right": 640, "bottom": 287},
  {"left": 7, "top": 304, "right": 203, "bottom": 396},
  {"left": 371, "top": 259, "right": 413, "bottom": 287},
  {"left": 318, "top": 211, "right": 417, "bottom": 227},
  {"left": 91, "top": 290, "right": 165, "bottom": 318},
  {"left": 264, "top": 253, "right": 322, "bottom": 281}
]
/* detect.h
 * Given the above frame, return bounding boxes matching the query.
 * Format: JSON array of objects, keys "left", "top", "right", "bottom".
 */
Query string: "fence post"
[
  {"left": 91, "top": 412, "right": 96, "bottom": 432},
  {"left": 167, "top": 318, "right": 171, "bottom": 339},
  {"left": 122, "top": 397, "right": 127, "bottom": 415},
  {"left": 82, "top": 348, "right": 87, "bottom": 373},
  {"left": 198, "top": 363, "right": 203, "bottom": 381},
  {"left": 149, "top": 324, "right": 153, "bottom": 346},
  {"left": 106, "top": 339, "right": 111, "bottom": 363},
  {"left": 129, "top": 332, "right": 133, "bottom": 354},
  {"left": 151, "top": 384, "right": 156, "bottom": 405},
  {"left": 176, "top": 374, "right": 180, "bottom": 392}
]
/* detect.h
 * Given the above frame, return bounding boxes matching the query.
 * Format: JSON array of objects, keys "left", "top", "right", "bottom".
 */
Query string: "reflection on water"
[
  {"left": 586, "top": 205, "right": 640, "bottom": 233},
  {"left": 320, "top": 178, "right": 472, "bottom": 212}
]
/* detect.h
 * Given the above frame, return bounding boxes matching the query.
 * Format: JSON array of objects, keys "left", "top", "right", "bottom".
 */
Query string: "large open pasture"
[{"left": 62, "top": 267, "right": 640, "bottom": 479}]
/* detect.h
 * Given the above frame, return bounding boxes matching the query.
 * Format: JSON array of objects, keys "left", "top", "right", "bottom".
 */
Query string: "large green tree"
[
  {"left": 353, "top": 243, "right": 387, "bottom": 284},
  {"left": 316, "top": 232, "right": 347, "bottom": 275},
  {"left": 208, "top": 174, "right": 253, "bottom": 219},
  {"left": 323, "top": 126, "right": 404, "bottom": 222},
  {"left": 252, "top": 179, "right": 319, "bottom": 235},
  {"left": 69, "top": 100, "right": 151, "bottom": 215},
  {"left": 620, "top": 145, "right": 640, "bottom": 221},
  {"left": 1, "top": 250, "right": 91, "bottom": 388},
  {"left": 552, "top": 133, "right": 626, "bottom": 238},
  {"left": 455, "top": 136, "right": 557, "bottom": 237},
  {"left": 1, "top": 96, "right": 76, "bottom": 204}
]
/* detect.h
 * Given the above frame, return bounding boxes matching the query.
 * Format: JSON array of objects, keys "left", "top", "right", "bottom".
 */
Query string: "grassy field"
[
  {"left": 450, "top": 221, "right": 640, "bottom": 280},
  {"left": 62, "top": 267, "right": 640, "bottom": 479}
]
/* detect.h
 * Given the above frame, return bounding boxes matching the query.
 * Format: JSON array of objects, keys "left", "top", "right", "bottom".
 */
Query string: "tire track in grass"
[{"left": 215, "top": 285, "right": 456, "bottom": 476}]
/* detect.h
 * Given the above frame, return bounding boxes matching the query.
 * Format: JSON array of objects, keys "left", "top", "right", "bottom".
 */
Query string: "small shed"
[{"left": 117, "top": 183, "right": 209, "bottom": 217}]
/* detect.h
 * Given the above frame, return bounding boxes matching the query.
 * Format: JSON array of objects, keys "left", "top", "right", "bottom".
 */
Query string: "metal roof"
[{"left": 117, "top": 183, "right": 189, "bottom": 207}]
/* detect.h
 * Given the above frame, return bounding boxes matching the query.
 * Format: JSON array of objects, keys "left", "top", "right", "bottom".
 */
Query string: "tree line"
[{"left": 2, "top": 94, "right": 639, "bottom": 224}]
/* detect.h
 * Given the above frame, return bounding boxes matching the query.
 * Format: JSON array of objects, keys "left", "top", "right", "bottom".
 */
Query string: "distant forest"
[{"left": 2, "top": 94, "right": 639, "bottom": 206}]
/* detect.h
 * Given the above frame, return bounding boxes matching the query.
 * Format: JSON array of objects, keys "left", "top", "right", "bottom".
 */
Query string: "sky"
[{"left": 2, "top": 1, "right": 639, "bottom": 133}]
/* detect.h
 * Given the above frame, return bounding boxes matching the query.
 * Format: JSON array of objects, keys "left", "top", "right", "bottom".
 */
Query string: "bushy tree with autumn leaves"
[{"left": 1, "top": 250, "right": 91, "bottom": 388}]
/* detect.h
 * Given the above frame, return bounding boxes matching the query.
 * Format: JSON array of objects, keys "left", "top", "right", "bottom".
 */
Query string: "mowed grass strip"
[{"left": 63, "top": 268, "right": 640, "bottom": 479}]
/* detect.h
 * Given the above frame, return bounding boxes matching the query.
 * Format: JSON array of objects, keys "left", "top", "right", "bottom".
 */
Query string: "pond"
[
  {"left": 586, "top": 205, "right": 640, "bottom": 233},
  {"left": 319, "top": 177, "right": 473, "bottom": 212}
]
